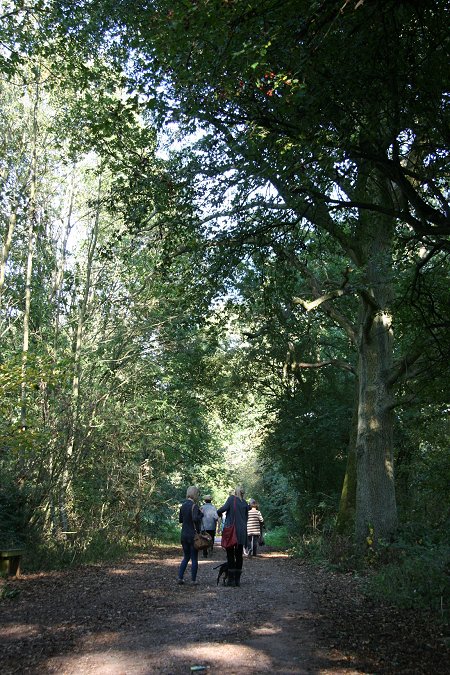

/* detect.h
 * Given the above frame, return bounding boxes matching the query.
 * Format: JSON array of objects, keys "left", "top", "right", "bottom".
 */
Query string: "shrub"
[
  {"left": 292, "top": 533, "right": 327, "bottom": 562},
  {"left": 264, "top": 526, "right": 291, "bottom": 548},
  {"left": 23, "top": 531, "right": 132, "bottom": 572},
  {"left": 0, "top": 480, "right": 27, "bottom": 549},
  {"left": 363, "top": 542, "right": 450, "bottom": 623}
]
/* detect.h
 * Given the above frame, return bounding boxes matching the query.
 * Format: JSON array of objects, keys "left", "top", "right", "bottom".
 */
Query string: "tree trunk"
[
  {"left": 47, "top": 165, "right": 76, "bottom": 534},
  {"left": 336, "top": 379, "right": 358, "bottom": 534},
  {"left": 59, "top": 175, "right": 101, "bottom": 531},
  {"left": 0, "top": 207, "right": 17, "bottom": 313},
  {"left": 52, "top": 165, "right": 75, "bottom": 341},
  {"left": 354, "top": 208, "right": 398, "bottom": 543},
  {"left": 20, "top": 76, "right": 40, "bottom": 429}
]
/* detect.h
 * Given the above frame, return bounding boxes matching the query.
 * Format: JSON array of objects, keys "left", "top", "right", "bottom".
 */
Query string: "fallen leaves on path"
[{"left": 0, "top": 546, "right": 448, "bottom": 674}]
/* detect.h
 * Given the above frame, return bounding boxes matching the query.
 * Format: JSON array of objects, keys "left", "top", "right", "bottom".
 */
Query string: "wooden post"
[{"left": 0, "top": 549, "right": 24, "bottom": 577}]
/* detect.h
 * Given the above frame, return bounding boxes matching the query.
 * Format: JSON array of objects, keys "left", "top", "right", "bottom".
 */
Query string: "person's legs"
[
  {"left": 178, "top": 540, "right": 191, "bottom": 581},
  {"left": 236, "top": 544, "right": 243, "bottom": 570},
  {"left": 208, "top": 529, "right": 215, "bottom": 554},
  {"left": 235, "top": 544, "right": 244, "bottom": 586},
  {"left": 190, "top": 543, "right": 199, "bottom": 582},
  {"left": 203, "top": 529, "right": 215, "bottom": 558},
  {"left": 226, "top": 546, "right": 235, "bottom": 567},
  {"left": 252, "top": 535, "right": 258, "bottom": 557},
  {"left": 226, "top": 546, "right": 236, "bottom": 586}
]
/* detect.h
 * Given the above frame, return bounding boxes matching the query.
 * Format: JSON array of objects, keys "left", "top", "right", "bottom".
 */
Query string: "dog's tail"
[{"left": 213, "top": 563, "right": 224, "bottom": 570}]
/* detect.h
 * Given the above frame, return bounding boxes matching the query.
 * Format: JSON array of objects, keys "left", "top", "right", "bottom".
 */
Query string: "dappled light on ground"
[
  {"left": 1, "top": 624, "right": 41, "bottom": 639},
  {"left": 168, "top": 643, "right": 274, "bottom": 671},
  {"left": 1, "top": 546, "right": 448, "bottom": 674},
  {"left": 251, "top": 624, "right": 283, "bottom": 636}
]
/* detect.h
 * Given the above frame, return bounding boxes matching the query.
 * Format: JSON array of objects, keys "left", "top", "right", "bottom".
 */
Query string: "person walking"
[
  {"left": 217, "top": 486, "right": 248, "bottom": 587},
  {"left": 246, "top": 499, "right": 264, "bottom": 557},
  {"left": 200, "top": 495, "right": 219, "bottom": 558},
  {"left": 177, "top": 485, "right": 203, "bottom": 585}
]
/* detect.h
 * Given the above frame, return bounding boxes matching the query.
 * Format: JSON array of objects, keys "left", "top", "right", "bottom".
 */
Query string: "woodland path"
[{"left": 1, "top": 544, "right": 448, "bottom": 675}]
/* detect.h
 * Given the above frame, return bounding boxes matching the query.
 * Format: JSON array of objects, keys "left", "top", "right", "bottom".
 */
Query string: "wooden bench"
[{"left": 0, "top": 549, "right": 24, "bottom": 577}]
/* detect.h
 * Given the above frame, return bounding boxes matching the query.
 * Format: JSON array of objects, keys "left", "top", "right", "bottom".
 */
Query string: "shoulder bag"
[
  {"left": 192, "top": 504, "right": 213, "bottom": 551},
  {"left": 221, "top": 497, "right": 238, "bottom": 549}
]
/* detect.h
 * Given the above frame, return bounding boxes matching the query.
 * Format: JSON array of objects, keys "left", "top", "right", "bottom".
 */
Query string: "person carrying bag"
[
  {"left": 193, "top": 504, "right": 213, "bottom": 552},
  {"left": 217, "top": 486, "right": 249, "bottom": 587},
  {"left": 177, "top": 485, "right": 204, "bottom": 585}
]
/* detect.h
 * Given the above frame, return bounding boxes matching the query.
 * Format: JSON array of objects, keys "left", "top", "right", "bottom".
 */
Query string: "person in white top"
[{"left": 200, "top": 495, "right": 219, "bottom": 558}]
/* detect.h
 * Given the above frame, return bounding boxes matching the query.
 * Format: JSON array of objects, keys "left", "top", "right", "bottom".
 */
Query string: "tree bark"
[
  {"left": 20, "top": 76, "right": 40, "bottom": 429},
  {"left": 0, "top": 207, "right": 17, "bottom": 312},
  {"left": 336, "top": 378, "right": 358, "bottom": 534},
  {"left": 47, "top": 168, "right": 76, "bottom": 534},
  {"left": 354, "top": 202, "right": 398, "bottom": 543},
  {"left": 60, "top": 175, "right": 101, "bottom": 532}
]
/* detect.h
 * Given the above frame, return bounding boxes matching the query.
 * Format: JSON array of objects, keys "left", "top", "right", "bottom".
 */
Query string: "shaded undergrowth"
[{"left": 292, "top": 526, "right": 450, "bottom": 626}]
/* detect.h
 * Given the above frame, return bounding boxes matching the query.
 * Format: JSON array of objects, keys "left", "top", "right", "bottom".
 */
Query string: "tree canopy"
[{"left": 0, "top": 0, "right": 448, "bottom": 579}]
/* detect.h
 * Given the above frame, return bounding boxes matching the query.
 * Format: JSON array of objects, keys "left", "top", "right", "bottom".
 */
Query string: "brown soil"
[{"left": 1, "top": 544, "right": 448, "bottom": 674}]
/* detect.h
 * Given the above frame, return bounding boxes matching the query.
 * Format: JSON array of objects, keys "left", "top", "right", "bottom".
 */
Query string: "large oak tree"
[{"left": 103, "top": 0, "right": 450, "bottom": 542}]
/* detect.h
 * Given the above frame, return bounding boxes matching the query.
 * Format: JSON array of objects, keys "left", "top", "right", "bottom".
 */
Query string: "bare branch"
[
  {"left": 198, "top": 199, "right": 292, "bottom": 226},
  {"left": 273, "top": 245, "right": 358, "bottom": 344},
  {"left": 292, "top": 288, "right": 347, "bottom": 311},
  {"left": 387, "top": 350, "right": 424, "bottom": 388},
  {"left": 292, "top": 359, "right": 356, "bottom": 374}
]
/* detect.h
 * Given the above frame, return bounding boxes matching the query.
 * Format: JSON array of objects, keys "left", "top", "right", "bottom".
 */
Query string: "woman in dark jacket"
[
  {"left": 217, "top": 486, "right": 248, "bottom": 587},
  {"left": 177, "top": 485, "right": 203, "bottom": 585}
]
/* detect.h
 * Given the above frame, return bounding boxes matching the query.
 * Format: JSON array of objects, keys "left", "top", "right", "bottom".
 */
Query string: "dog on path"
[{"left": 213, "top": 561, "right": 229, "bottom": 586}]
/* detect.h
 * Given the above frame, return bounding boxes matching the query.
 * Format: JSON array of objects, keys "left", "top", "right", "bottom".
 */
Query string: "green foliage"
[
  {"left": 364, "top": 540, "right": 450, "bottom": 622},
  {"left": 396, "top": 414, "right": 450, "bottom": 532},
  {"left": 0, "top": 44, "right": 227, "bottom": 567},
  {"left": 0, "top": 581, "right": 21, "bottom": 601},
  {"left": 139, "top": 497, "right": 180, "bottom": 542},
  {"left": 0, "top": 355, "right": 55, "bottom": 455},
  {"left": 254, "top": 469, "right": 299, "bottom": 532},
  {"left": 132, "top": 0, "right": 449, "bottom": 544},
  {"left": 293, "top": 526, "right": 450, "bottom": 622},
  {"left": 291, "top": 527, "right": 360, "bottom": 569},
  {"left": 0, "top": 0, "right": 448, "bottom": 583},
  {"left": 0, "top": 479, "right": 27, "bottom": 548},
  {"left": 292, "top": 533, "right": 328, "bottom": 564},
  {"left": 264, "top": 526, "right": 291, "bottom": 549},
  {"left": 257, "top": 370, "right": 350, "bottom": 532},
  {"left": 23, "top": 531, "right": 133, "bottom": 572}
]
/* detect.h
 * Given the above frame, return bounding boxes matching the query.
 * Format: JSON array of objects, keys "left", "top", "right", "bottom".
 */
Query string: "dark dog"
[{"left": 213, "top": 561, "right": 229, "bottom": 586}]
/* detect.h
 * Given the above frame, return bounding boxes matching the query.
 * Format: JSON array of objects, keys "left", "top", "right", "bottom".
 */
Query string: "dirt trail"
[{"left": 1, "top": 544, "right": 448, "bottom": 674}]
